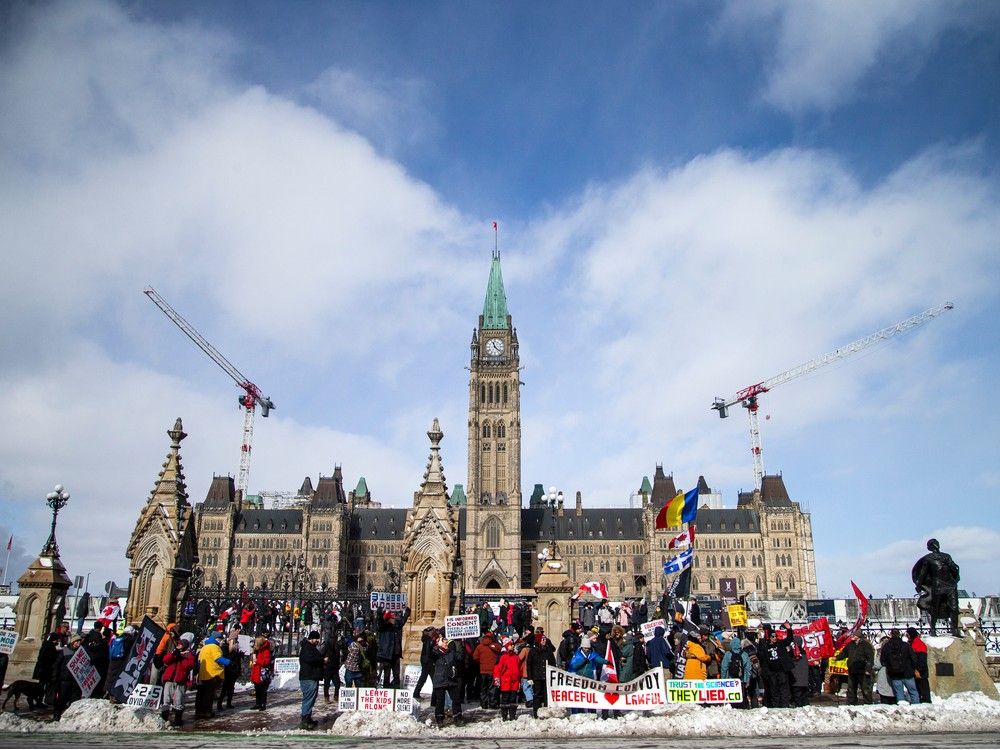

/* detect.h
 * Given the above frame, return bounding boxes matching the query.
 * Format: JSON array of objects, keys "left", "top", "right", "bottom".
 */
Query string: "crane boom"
[
  {"left": 713, "top": 301, "right": 953, "bottom": 491},
  {"left": 143, "top": 287, "right": 275, "bottom": 496}
]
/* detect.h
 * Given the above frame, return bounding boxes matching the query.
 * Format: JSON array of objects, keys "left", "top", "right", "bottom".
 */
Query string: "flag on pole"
[
  {"left": 669, "top": 567, "right": 693, "bottom": 601},
  {"left": 662, "top": 547, "right": 694, "bottom": 575},
  {"left": 573, "top": 581, "right": 608, "bottom": 600},
  {"left": 834, "top": 580, "right": 870, "bottom": 650},
  {"left": 601, "top": 639, "right": 618, "bottom": 684},
  {"left": 5, "top": 535, "right": 11, "bottom": 551},
  {"left": 655, "top": 488, "right": 699, "bottom": 530},
  {"left": 492, "top": 221, "right": 498, "bottom": 231},
  {"left": 96, "top": 601, "right": 121, "bottom": 628},
  {"left": 668, "top": 525, "right": 696, "bottom": 550}
]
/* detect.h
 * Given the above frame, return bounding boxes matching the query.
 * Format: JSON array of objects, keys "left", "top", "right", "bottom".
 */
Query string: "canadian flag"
[
  {"left": 573, "top": 581, "right": 609, "bottom": 600},
  {"left": 668, "top": 525, "right": 696, "bottom": 550},
  {"left": 601, "top": 639, "right": 618, "bottom": 684},
  {"left": 96, "top": 601, "right": 120, "bottom": 628},
  {"left": 218, "top": 606, "right": 237, "bottom": 623}
]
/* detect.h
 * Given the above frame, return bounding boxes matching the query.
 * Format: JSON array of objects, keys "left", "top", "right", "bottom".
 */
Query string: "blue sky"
[{"left": 1, "top": 0, "right": 998, "bottom": 600}]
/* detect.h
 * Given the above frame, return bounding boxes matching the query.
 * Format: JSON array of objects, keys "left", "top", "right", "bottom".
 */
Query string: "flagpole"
[{"left": 2, "top": 536, "right": 11, "bottom": 587}]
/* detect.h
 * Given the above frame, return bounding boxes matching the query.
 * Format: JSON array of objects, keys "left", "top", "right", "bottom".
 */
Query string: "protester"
[
  {"left": 161, "top": 632, "right": 196, "bottom": 727},
  {"left": 683, "top": 628, "right": 712, "bottom": 680},
  {"left": 33, "top": 632, "right": 61, "bottom": 707},
  {"left": 217, "top": 625, "right": 242, "bottom": 711},
  {"left": 907, "top": 627, "right": 932, "bottom": 703},
  {"left": 721, "top": 637, "right": 752, "bottom": 708},
  {"left": 620, "top": 631, "right": 648, "bottom": 682},
  {"left": 195, "top": 632, "right": 230, "bottom": 719},
  {"left": 150, "top": 623, "right": 178, "bottom": 686},
  {"left": 788, "top": 626, "right": 811, "bottom": 707},
  {"left": 880, "top": 628, "right": 919, "bottom": 704},
  {"left": 596, "top": 599, "right": 615, "bottom": 637},
  {"left": 840, "top": 633, "right": 875, "bottom": 705},
  {"left": 645, "top": 625, "right": 673, "bottom": 672},
  {"left": 53, "top": 633, "right": 84, "bottom": 720},
  {"left": 472, "top": 630, "right": 501, "bottom": 709},
  {"left": 431, "top": 636, "right": 465, "bottom": 727},
  {"left": 343, "top": 632, "right": 366, "bottom": 689},
  {"left": 82, "top": 624, "right": 111, "bottom": 699},
  {"left": 249, "top": 634, "right": 273, "bottom": 711},
  {"left": 105, "top": 625, "right": 136, "bottom": 699},
  {"left": 376, "top": 607, "right": 410, "bottom": 689},
  {"left": 761, "top": 626, "right": 792, "bottom": 708},
  {"left": 495, "top": 637, "right": 521, "bottom": 722},
  {"left": 322, "top": 631, "right": 342, "bottom": 704},
  {"left": 298, "top": 629, "right": 324, "bottom": 729},
  {"left": 526, "top": 632, "right": 556, "bottom": 717}
]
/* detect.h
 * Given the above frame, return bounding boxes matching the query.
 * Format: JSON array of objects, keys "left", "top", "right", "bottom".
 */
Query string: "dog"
[{"left": 2, "top": 680, "right": 45, "bottom": 711}]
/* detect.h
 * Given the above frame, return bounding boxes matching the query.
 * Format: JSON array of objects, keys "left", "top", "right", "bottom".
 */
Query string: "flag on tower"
[
  {"left": 655, "top": 488, "right": 699, "bottom": 530},
  {"left": 668, "top": 525, "right": 696, "bottom": 550},
  {"left": 573, "top": 581, "right": 609, "bottom": 600},
  {"left": 662, "top": 547, "right": 694, "bottom": 575}
]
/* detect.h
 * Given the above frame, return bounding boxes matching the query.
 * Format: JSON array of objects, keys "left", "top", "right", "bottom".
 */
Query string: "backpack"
[
  {"left": 727, "top": 650, "right": 743, "bottom": 679},
  {"left": 885, "top": 643, "right": 908, "bottom": 675},
  {"left": 109, "top": 637, "right": 126, "bottom": 660}
]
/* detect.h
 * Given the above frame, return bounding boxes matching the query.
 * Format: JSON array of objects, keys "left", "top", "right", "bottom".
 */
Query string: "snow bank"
[
  {"left": 53, "top": 699, "right": 167, "bottom": 732},
  {"left": 330, "top": 692, "right": 1000, "bottom": 739},
  {"left": 0, "top": 712, "right": 46, "bottom": 733}
]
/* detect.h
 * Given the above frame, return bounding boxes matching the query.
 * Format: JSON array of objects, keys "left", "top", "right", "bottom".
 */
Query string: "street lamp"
[
  {"left": 42, "top": 484, "right": 70, "bottom": 557},
  {"left": 545, "top": 486, "right": 564, "bottom": 553}
]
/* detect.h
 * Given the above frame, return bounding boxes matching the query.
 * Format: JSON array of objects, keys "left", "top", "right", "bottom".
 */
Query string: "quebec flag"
[{"left": 662, "top": 547, "right": 693, "bottom": 575}]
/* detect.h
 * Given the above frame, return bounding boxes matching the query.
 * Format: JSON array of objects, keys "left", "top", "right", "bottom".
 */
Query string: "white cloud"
[{"left": 718, "top": 0, "right": 989, "bottom": 114}]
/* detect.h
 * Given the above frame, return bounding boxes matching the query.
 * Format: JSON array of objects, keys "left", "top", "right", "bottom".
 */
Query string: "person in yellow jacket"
[
  {"left": 684, "top": 628, "right": 712, "bottom": 680},
  {"left": 194, "top": 632, "right": 230, "bottom": 719}
]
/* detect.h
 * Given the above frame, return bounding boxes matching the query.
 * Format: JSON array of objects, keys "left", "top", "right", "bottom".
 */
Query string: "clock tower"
[{"left": 466, "top": 249, "right": 523, "bottom": 594}]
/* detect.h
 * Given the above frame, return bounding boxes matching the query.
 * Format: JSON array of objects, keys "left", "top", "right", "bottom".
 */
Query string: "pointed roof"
[
  {"left": 639, "top": 476, "right": 653, "bottom": 495},
  {"left": 481, "top": 252, "right": 510, "bottom": 329},
  {"left": 355, "top": 477, "right": 369, "bottom": 497},
  {"left": 203, "top": 475, "right": 235, "bottom": 509},
  {"left": 298, "top": 476, "right": 314, "bottom": 496},
  {"left": 529, "top": 483, "right": 545, "bottom": 507},
  {"left": 314, "top": 469, "right": 346, "bottom": 508},
  {"left": 420, "top": 418, "right": 448, "bottom": 494},
  {"left": 761, "top": 474, "right": 793, "bottom": 506},
  {"left": 697, "top": 475, "right": 712, "bottom": 495},
  {"left": 449, "top": 483, "right": 467, "bottom": 506},
  {"left": 650, "top": 465, "right": 678, "bottom": 509}
]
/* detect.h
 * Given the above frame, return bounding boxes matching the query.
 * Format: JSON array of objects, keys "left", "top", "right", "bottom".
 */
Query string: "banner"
[
  {"left": 369, "top": 591, "right": 408, "bottom": 612},
  {"left": 125, "top": 684, "right": 163, "bottom": 710},
  {"left": 108, "top": 615, "right": 165, "bottom": 703},
  {"left": 237, "top": 634, "right": 254, "bottom": 655},
  {"left": 546, "top": 665, "right": 667, "bottom": 711},
  {"left": 337, "top": 687, "right": 414, "bottom": 713},
  {"left": 639, "top": 619, "right": 666, "bottom": 640},
  {"left": 402, "top": 664, "right": 422, "bottom": 692},
  {"left": 793, "top": 617, "right": 835, "bottom": 661},
  {"left": 719, "top": 578, "right": 738, "bottom": 602},
  {"left": 0, "top": 629, "right": 18, "bottom": 655},
  {"left": 444, "top": 614, "right": 480, "bottom": 640},
  {"left": 828, "top": 652, "right": 849, "bottom": 676},
  {"left": 727, "top": 604, "right": 748, "bottom": 628},
  {"left": 666, "top": 679, "right": 743, "bottom": 704},
  {"left": 66, "top": 646, "right": 100, "bottom": 698}
]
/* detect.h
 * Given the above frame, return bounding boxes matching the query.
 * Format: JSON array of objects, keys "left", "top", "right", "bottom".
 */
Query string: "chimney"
[
  {"left": 557, "top": 498, "right": 564, "bottom": 517},
  {"left": 575, "top": 491, "right": 583, "bottom": 517}
]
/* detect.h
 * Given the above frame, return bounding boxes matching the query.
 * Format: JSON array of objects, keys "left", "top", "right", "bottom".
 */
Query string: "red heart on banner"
[{"left": 604, "top": 692, "right": 620, "bottom": 705}]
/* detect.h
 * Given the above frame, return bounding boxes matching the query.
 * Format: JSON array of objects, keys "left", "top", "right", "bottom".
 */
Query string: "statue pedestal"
[
  {"left": 534, "top": 549, "right": 574, "bottom": 641},
  {"left": 7, "top": 553, "right": 72, "bottom": 682},
  {"left": 925, "top": 635, "right": 999, "bottom": 700}
]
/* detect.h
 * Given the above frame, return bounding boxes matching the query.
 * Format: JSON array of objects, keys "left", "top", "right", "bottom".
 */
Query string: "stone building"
[{"left": 126, "top": 251, "right": 818, "bottom": 625}]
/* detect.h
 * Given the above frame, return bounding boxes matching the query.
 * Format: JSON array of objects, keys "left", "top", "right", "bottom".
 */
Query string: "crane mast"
[
  {"left": 143, "top": 287, "right": 275, "bottom": 497},
  {"left": 712, "top": 302, "right": 953, "bottom": 491}
]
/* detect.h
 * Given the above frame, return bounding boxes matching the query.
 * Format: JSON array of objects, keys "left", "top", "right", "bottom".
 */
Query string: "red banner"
[{"left": 793, "top": 617, "right": 835, "bottom": 661}]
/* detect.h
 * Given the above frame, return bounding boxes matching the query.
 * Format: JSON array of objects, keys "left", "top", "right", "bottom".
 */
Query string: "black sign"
[{"left": 806, "top": 600, "right": 836, "bottom": 617}]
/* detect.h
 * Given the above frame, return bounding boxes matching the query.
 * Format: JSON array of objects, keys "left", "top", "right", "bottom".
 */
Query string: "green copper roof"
[
  {"left": 355, "top": 477, "right": 369, "bottom": 497},
  {"left": 449, "top": 483, "right": 467, "bottom": 506},
  {"left": 639, "top": 476, "right": 653, "bottom": 494},
  {"left": 481, "top": 253, "right": 510, "bottom": 329}
]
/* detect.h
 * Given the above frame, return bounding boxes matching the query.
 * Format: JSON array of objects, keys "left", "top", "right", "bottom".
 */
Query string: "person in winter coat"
[
  {"left": 557, "top": 627, "right": 579, "bottom": 669},
  {"left": 473, "top": 631, "right": 501, "bottom": 708},
  {"left": 52, "top": 633, "right": 84, "bottom": 720},
  {"left": 720, "top": 638, "right": 752, "bottom": 708},
  {"left": 906, "top": 628, "right": 932, "bottom": 703},
  {"left": 683, "top": 628, "right": 712, "bottom": 680},
  {"left": 645, "top": 625, "right": 673, "bottom": 671},
  {"left": 376, "top": 607, "right": 410, "bottom": 689},
  {"left": 249, "top": 635, "right": 273, "bottom": 710},
  {"left": 479, "top": 602, "right": 494, "bottom": 635},
  {"left": 581, "top": 603, "right": 596, "bottom": 630},
  {"left": 430, "top": 637, "right": 465, "bottom": 726},
  {"left": 596, "top": 600, "right": 615, "bottom": 637},
  {"left": 787, "top": 628, "right": 811, "bottom": 707},
  {"left": 494, "top": 638, "right": 522, "bottom": 721},
  {"left": 322, "top": 632, "right": 342, "bottom": 703},
  {"left": 217, "top": 626, "right": 243, "bottom": 711},
  {"left": 761, "top": 627, "right": 793, "bottom": 708},
  {"left": 880, "top": 628, "right": 919, "bottom": 704},
  {"left": 150, "top": 623, "right": 178, "bottom": 686},
  {"left": 342, "top": 633, "right": 366, "bottom": 689},
  {"left": 569, "top": 637, "right": 608, "bottom": 679},
  {"left": 33, "top": 632, "right": 61, "bottom": 707},
  {"left": 82, "top": 624, "right": 110, "bottom": 699},
  {"left": 161, "top": 632, "right": 197, "bottom": 727},
  {"left": 620, "top": 632, "right": 647, "bottom": 682},
  {"left": 195, "top": 632, "right": 231, "bottom": 719},
  {"left": 841, "top": 633, "right": 875, "bottom": 705},
  {"left": 298, "top": 630, "right": 325, "bottom": 729},
  {"left": 526, "top": 632, "right": 556, "bottom": 717},
  {"left": 105, "top": 626, "right": 136, "bottom": 700}
]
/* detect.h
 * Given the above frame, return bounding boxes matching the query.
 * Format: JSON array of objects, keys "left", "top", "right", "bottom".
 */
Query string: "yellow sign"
[
  {"left": 727, "top": 604, "right": 747, "bottom": 628},
  {"left": 827, "top": 649, "right": 848, "bottom": 676}
]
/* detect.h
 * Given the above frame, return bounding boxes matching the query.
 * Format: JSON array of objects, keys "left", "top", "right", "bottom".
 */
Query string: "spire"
[
  {"left": 481, "top": 253, "right": 510, "bottom": 330},
  {"left": 422, "top": 418, "right": 447, "bottom": 492}
]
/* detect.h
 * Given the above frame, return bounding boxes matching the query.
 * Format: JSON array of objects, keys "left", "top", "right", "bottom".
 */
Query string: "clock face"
[{"left": 485, "top": 338, "right": 505, "bottom": 356}]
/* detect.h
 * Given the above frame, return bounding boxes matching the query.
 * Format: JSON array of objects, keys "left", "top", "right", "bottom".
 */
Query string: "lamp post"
[
  {"left": 42, "top": 484, "right": 70, "bottom": 557},
  {"left": 544, "top": 486, "right": 564, "bottom": 553}
]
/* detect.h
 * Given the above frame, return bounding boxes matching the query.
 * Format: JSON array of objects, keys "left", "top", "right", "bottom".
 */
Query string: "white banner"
[
  {"left": 67, "top": 646, "right": 100, "bottom": 698},
  {"left": 444, "top": 614, "right": 480, "bottom": 640},
  {"left": 666, "top": 679, "right": 744, "bottom": 704},
  {"left": 402, "top": 664, "right": 422, "bottom": 691},
  {"left": 546, "top": 665, "right": 667, "bottom": 711},
  {"left": 237, "top": 634, "right": 253, "bottom": 655},
  {"left": 639, "top": 619, "right": 666, "bottom": 640},
  {"left": 0, "top": 629, "right": 18, "bottom": 655},
  {"left": 337, "top": 687, "right": 414, "bottom": 712},
  {"left": 125, "top": 684, "right": 163, "bottom": 710},
  {"left": 270, "top": 656, "right": 300, "bottom": 691},
  {"left": 369, "top": 591, "right": 408, "bottom": 612}
]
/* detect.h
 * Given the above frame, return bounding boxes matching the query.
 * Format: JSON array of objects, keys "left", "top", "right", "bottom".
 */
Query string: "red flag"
[
  {"left": 492, "top": 221, "right": 498, "bottom": 231},
  {"left": 668, "top": 525, "right": 696, "bottom": 549},
  {"left": 573, "top": 581, "right": 608, "bottom": 600},
  {"left": 852, "top": 581, "right": 869, "bottom": 620},
  {"left": 834, "top": 581, "right": 869, "bottom": 650},
  {"left": 602, "top": 639, "right": 618, "bottom": 683}
]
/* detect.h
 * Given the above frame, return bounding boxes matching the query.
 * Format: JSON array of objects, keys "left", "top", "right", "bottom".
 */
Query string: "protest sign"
[
  {"left": 394, "top": 689, "right": 414, "bottom": 713},
  {"left": 403, "top": 664, "right": 422, "bottom": 691},
  {"left": 338, "top": 688, "right": 358, "bottom": 711},
  {"left": 125, "top": 684, "right": 163, "bottom": 710},
  {"left": 546, "top": 665, "right": 667, "bottom": 711},
  {"left": 67, "top": 646, "right": 100, "bottom": 698},
  {"left": 639, "top": 619, "right": 666, "bottom": 640},
  {"left": 444, "top": 614, "right": 480, "bottom": 640},
  {"left": 337, "top": 687, "right": 414, "bottom": 712},
  {"left": 271, "top": 656, "right": 300, "bottom": 690},
  {"left": 727, "top": 604, "right": 748, "bottom": 628},
  {"left": 828, "top": 652, "right": 849, "bottom": 676},
  {"left": 369, "top": 591, "right": 408, "bottom": 612},
  {"left": 109, "top": 615, "right": 165, "bottom": 703},
  {"left": 794, "top": 617, "right": 835, "bottom": 660},
  {"left": 0, "top": 629, "right": 18, "bottom": 655},
  {"left": 666, "top": 679, "right": 743, "bottom": 704},
  {"left": 237, "top": 634, "right": 253, "bottom": 655}
]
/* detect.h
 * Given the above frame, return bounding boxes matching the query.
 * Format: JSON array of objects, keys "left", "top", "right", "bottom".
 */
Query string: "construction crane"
[
  {"left": 712, "top": 301, "right": 954, "bottom": 491},
  {"left": 143, "top": 287, "right": 275, "bottom": 497}
]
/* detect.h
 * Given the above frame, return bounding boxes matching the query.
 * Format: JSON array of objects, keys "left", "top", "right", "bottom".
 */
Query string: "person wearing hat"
[
  {"left": 151, "top": 623, "right": 178, "bottom": 686},
  {"left": 683, "top": 627, "right": 712, "bottom": 680},
  {"left": 430, "top": 634, "right": 465, "bottom": 727},
  {"left": 298, "top": 630, "right": 325, "bottom": 730},
  {"left": 105, "top": 625, "right": 137, "bottom": 700},
  {"left": 52, "top": 633, "right": 84, "bottom": 720},
  {"left": 250, "top": 634, "right": 273, "bottom": 711},
  {"left": 195, "top": 632, "right": 230, "bottom": 719},
  {"left": 376, "top": 606, "right": 410, "bottom": 689},
  {"left": 494, "top": 636, "right": 521, "bottom": 721},
  {"left": 161, "top": 632, "right": 197, "bottom": 726}
]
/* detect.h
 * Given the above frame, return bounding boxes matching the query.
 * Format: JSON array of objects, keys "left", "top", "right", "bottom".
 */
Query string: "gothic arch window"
[
  {"left": 485, "top": 578, "right": 501, "bottom": 590},
  {"left": 485, "top": 518, "right": 501, "bottom": 549},
  {"left": 776, "top": 574, "right": 783, "bottom": 589},
  {"left": 710, "top": 575, "right": 716, "bottom": 590},
  {"left": 483, "top": 422, "right": 491, "bottom": 439},
  {"left": 248, "top": 575, "right": 254, "bottom": 588},
  {"left": 503, "top": 383, "right": 508, "bottom": 403},
  {"left": 619, "top": 580, "right": 626, "bottom": 594},
  {"left": 692, "top": 576, "right": 700, "bottom": 591},
  {"left": 789, "top": 575, "right": 796, "bottom": 587},
  {"left": 481, "top": 385, "right": 486, "bottom": 403},
  {"left": 496, "top": 422, "right": 506, "bottom": 438},
  {"left": 738, "top": 575, "right": 745, "bottom": 589},
  {"left": 489, "top": 382, "right": 494, "bottom": 403},
  {"left": 756, "top": 575, "right": 762, "bottom": 590}
]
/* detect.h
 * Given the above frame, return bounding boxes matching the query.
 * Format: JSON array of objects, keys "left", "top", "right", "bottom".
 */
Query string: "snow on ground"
[
  {"left": 331, "top": 692, "right": 1000, "bottom": 739},
  {"left": 0, "top": 699, "right": 166, "bottom": 734}
]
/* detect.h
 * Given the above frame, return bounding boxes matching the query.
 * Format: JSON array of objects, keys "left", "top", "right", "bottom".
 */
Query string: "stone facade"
[{"left": 126, "top": 253, "right": 818, "bottom": 623}]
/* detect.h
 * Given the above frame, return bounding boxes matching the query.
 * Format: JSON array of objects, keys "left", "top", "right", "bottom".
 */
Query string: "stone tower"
[
  {"left": 466, "top": 250, "right": 523, "bottom": 594},
  {"left": 125, "top": 418, "right": 198, "bottom": 625}
]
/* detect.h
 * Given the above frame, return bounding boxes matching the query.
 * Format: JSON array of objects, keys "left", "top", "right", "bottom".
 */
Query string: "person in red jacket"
[
  {"left": 250, "top": 635, "right": 273, "bottom": 711},
  {"left": 494, "top": 638, "right": 521, "bottom": 721},
  {"left": 161, "top": 632, "right": 197, "bottom": 727},
  {"left": 906, "top": 627, "right": 932, "bottom": 703}
]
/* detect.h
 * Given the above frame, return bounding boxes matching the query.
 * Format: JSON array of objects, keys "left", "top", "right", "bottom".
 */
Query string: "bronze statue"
[{"left": 911, "top": 538, "right": 960, "bottom": 636}]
